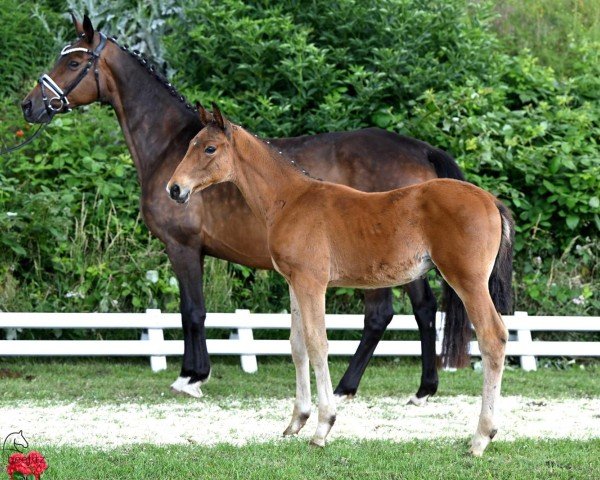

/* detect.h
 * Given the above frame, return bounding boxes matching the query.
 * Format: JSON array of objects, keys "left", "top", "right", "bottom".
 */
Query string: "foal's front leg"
[
  {"left": 283, "top": 287, "right": 312, "bottom": 436},
  {"left": 293, "top": 282, "right": 336, "bottom": 447}
]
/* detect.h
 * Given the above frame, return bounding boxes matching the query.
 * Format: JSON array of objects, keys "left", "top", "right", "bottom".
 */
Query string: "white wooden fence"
[{"left": 1, "top": 310, "right": 599, "bottom": 372}]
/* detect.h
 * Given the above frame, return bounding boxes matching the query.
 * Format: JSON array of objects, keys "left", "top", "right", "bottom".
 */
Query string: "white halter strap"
[{"left": 39, "top": 74, "right": 69, "bottom": 108}]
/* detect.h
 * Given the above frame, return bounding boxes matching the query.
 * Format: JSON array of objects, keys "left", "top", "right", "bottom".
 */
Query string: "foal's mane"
[
  {"left": 235, "top": 124, "right": 319, "bottom": 181},
  {"left": 106, "top": 36, "right": 197, "bottom": 113}
]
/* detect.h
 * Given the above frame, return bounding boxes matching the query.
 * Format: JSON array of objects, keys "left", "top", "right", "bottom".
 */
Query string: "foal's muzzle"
[{"left": 169, "top": 184, "right": 190, "bottom": 204}]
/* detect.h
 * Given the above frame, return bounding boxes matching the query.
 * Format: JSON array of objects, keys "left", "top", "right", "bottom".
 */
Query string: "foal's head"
[
  {"left": 21, "top": 14, "right": 112, "bottom": 123},
  {"left": 168, "top": 104, "right": 235, "bottom": 204}
]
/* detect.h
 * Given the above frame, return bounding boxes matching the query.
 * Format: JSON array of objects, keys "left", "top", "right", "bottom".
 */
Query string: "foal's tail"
[
  {"left": 489, "top": 202, "right": 515, "bottom": 315},
  {"left": 440, "top": 201, "right": 515, "bottom": 368},
  {"left": 427, "top": 146, "right": 472, "bottom": 367}
]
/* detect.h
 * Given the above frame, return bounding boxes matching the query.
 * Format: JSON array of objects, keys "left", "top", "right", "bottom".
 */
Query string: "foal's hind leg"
[
  {"left": 455, "top": 285, "right": 507, "bottom": 456},
  {"left": 292, "top": 281, "right": 337, "bottom": 447},
  {"left": 283, "top": 287, "right": 312, "bottom": 436}
]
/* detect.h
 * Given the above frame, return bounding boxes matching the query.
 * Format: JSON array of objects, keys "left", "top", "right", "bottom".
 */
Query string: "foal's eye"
[
  {"left": 68, "top": 60, "right": 80, "bottom": 69},
  {"left": 205, "top": 146, "right": 216, "bottom": 154}
]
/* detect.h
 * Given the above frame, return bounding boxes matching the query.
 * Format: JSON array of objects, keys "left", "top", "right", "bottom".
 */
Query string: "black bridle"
[
  {"left": 39, "top": 32, "right": 107, "bottom": 115},
  {"left": 1, "top": 32, "right": 108, "bottom": 156}
]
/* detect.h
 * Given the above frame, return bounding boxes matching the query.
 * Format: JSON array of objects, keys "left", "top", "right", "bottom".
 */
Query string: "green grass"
[
  {"left": 31, "top": 439, "right": 600, "bottom": 479},
  {"left": 0, "top": 357, "right": 598, "bottom": 405},
  {"left": 2, "top": 359, "right": 597, "bottom": 479}
]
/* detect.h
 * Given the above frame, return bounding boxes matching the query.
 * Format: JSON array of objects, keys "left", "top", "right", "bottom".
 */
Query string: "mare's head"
[
  {"left": 21, "top": 13, "right": 110, "bottom": 123},
  {"left": 167, "top": 104, "right": 236, "bottom": 204}
]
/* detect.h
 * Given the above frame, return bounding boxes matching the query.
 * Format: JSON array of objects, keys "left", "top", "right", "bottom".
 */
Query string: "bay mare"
[
  {"left": 167, "top": 105, "right": 514, "bottom": 456},
  {"left": 22, "top": 15, "right": 477, "bottom": 401}
]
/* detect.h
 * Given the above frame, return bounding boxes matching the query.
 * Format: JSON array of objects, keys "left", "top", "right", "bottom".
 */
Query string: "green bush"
[
  {"left": 0, "top": 0, "right": 65, "bottom": 98},
  {"left": 163, "top": 0, "right": 598, "bottom": 314},
  {"left": 493, "top": 0, "right": 600, "bottom": 78},
  {"left": 0, "top": 0, "right": 598, "bottom": 333}
]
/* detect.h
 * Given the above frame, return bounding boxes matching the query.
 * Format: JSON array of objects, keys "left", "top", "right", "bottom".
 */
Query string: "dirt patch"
[
  {"left": 2, "top": 396, "right": 598, "bottom": 448},
  {"left": 0, "top": 369, "right": 34, "bottom": 381}
]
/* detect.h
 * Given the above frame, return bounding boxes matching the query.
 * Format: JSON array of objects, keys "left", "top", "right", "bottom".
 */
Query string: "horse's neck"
[
  {"left": 232, "top": 130, "right": 310, "bottom": 223},
  {"left": 106, "top": 54, "right": 200, "bottom": 188}
]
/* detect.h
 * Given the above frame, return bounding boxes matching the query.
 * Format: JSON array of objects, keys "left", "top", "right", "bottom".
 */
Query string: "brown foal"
[{"left": 167, "top": 105, "right": 514, "bottom": 456}]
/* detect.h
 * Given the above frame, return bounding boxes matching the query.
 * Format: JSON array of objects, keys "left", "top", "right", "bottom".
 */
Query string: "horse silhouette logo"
[
  {"left": 2, "top": 431, "right": 48, "bottom": 479},
  {"left": 2, "top": 430, "right": 29, "bottom": 457}
]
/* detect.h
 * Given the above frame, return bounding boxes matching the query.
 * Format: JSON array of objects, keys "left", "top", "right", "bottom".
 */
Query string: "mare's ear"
[
  {"left": 211, "top": 102, "right": 227, "bottom": 132},
  {"left": 197, "top": 102, "right": 211, "bottom": 127},
  {"left": 70, "top": 11, "right": 84, "bottom": 37},
  {"left": 82, "top": 14, "right": 94, "bottom": 44}
]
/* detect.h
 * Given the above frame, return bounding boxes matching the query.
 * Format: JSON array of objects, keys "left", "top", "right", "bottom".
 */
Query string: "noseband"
[{"left": 39, "top": 32, "right": 107, "bottom": 116}]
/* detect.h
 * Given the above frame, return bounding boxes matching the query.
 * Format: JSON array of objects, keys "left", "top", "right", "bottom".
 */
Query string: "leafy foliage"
[
  {"left": 164, "top": 0, "right": 599, "bottom": 314},
  {"left": 66, "top": 0, "right": 183, "bottom": 74},
  {"left": 0, "top": 0, "right": 64, "bottom": 98},
  {"left": 493, "top": 0, "right": 600, "bottom": 78},
  {"left": 0, "top": 0, "right": 598, "bottom": 337}
]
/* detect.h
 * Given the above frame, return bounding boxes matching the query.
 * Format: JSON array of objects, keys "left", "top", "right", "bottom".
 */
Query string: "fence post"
[
  {"left": 143, "top": 309, "right": 167, "bottom": 372},
  {"left": 231, "top": 309, "right": 258, "bottom": 373},
  {"left": 515, "top": 311, "right": 537, "bottom": 371}
]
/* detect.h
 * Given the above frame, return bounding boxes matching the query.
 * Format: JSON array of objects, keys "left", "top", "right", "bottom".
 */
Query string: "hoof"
[
  {"left": 309, "top": 437, "right": 326, "bottom": 448},
  {"left": 179, "top": 381, "right": 203, "bottom": 398},
  {"left": 170, "top": 376, "right": 191, "bottom": 393},
  {"left": 469, "top": 444, "right": 485, "bottom": 457},
  {"left": 283, "top": 412, "right": 310, "bottom": 436},
  {"left": 407, "top": 394, "right": 429, "bottom": 406},
  {"left": 470, "top": 433, "right": 493, "bottom": 457},
  {"left": 334, "top": 393, "right": 354, "bottom": 404}
]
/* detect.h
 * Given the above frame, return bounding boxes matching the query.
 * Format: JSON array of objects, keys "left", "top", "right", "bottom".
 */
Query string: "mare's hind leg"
[
  {"left": 334, "top": 288, "right": 394, "bottom": 400},
  {"left": 404, "top": 279, "right": 438, "bottom": 405},
  {"left": 452, "top": 283, "right": 507, "bottom": 456},
  {"left": 283, "top": 287, "right": 312, "bottom": 436},
  {"left": 292, "top": 281, "right": 336, "bottom": 447}
]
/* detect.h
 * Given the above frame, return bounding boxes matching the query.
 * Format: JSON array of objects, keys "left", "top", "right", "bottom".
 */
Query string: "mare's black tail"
[{"left": 440, "top": 201, "right": 515, "bottom": 368}]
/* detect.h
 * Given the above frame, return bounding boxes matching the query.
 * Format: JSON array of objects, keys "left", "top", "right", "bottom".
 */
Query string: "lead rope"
[{"left": 0, "top": 111, "right": 51, "bottom": 156}]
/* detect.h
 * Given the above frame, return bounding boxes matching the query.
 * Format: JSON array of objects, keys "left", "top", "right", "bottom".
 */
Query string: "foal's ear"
[
  {"left": 211, "top": 102, "right": 226, "bottom": 132},
  {"left": 197, "top": 102, "right": 211, "bottom": 127},
  {"left": 82, "top": 14, "right": 94, "bottom": 44}
]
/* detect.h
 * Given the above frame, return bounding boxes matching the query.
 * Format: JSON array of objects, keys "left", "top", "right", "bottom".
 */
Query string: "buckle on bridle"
[{"left": 38, "top": 32, "right": 107, "bottom": 115}]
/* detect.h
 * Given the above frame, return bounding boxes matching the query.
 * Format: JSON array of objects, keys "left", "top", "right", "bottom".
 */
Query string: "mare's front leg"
[
  {"left": 334, "top": 288, "right": 394, "bottom": 400},
  {"left": 167, "top": 244, "right": 210, "bottom": 398},
  {"left": 292, "top": 281, "right": 336, "bottom": 447},
  {"left": 404, "top": 279, "right": 439, "bottom": 405},
  {"left": 283, "top": 287, "right": 312, "bottom": 436}
]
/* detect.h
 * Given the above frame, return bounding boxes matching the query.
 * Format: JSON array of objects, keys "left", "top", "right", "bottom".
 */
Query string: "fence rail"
[{"left": 1, "top": 310, "right": 599, "bottom": 373}]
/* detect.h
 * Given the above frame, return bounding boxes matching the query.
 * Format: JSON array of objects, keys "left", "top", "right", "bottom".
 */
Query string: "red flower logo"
[{"left": 6, "top": 451, "right": 47, "bottom": 480}]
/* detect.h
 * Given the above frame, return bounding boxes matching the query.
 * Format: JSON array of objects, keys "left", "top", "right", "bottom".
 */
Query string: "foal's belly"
[{"left": 328, "top": 251, "right": 434, "bottom": 289}]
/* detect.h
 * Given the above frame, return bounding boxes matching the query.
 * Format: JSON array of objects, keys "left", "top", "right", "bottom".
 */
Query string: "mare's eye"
[
  {"left": 205, "top": 146, "right": 216, "bottom": 154},
  {"left": 68, "top": 60, "right": 80, "bottom": 69}
]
